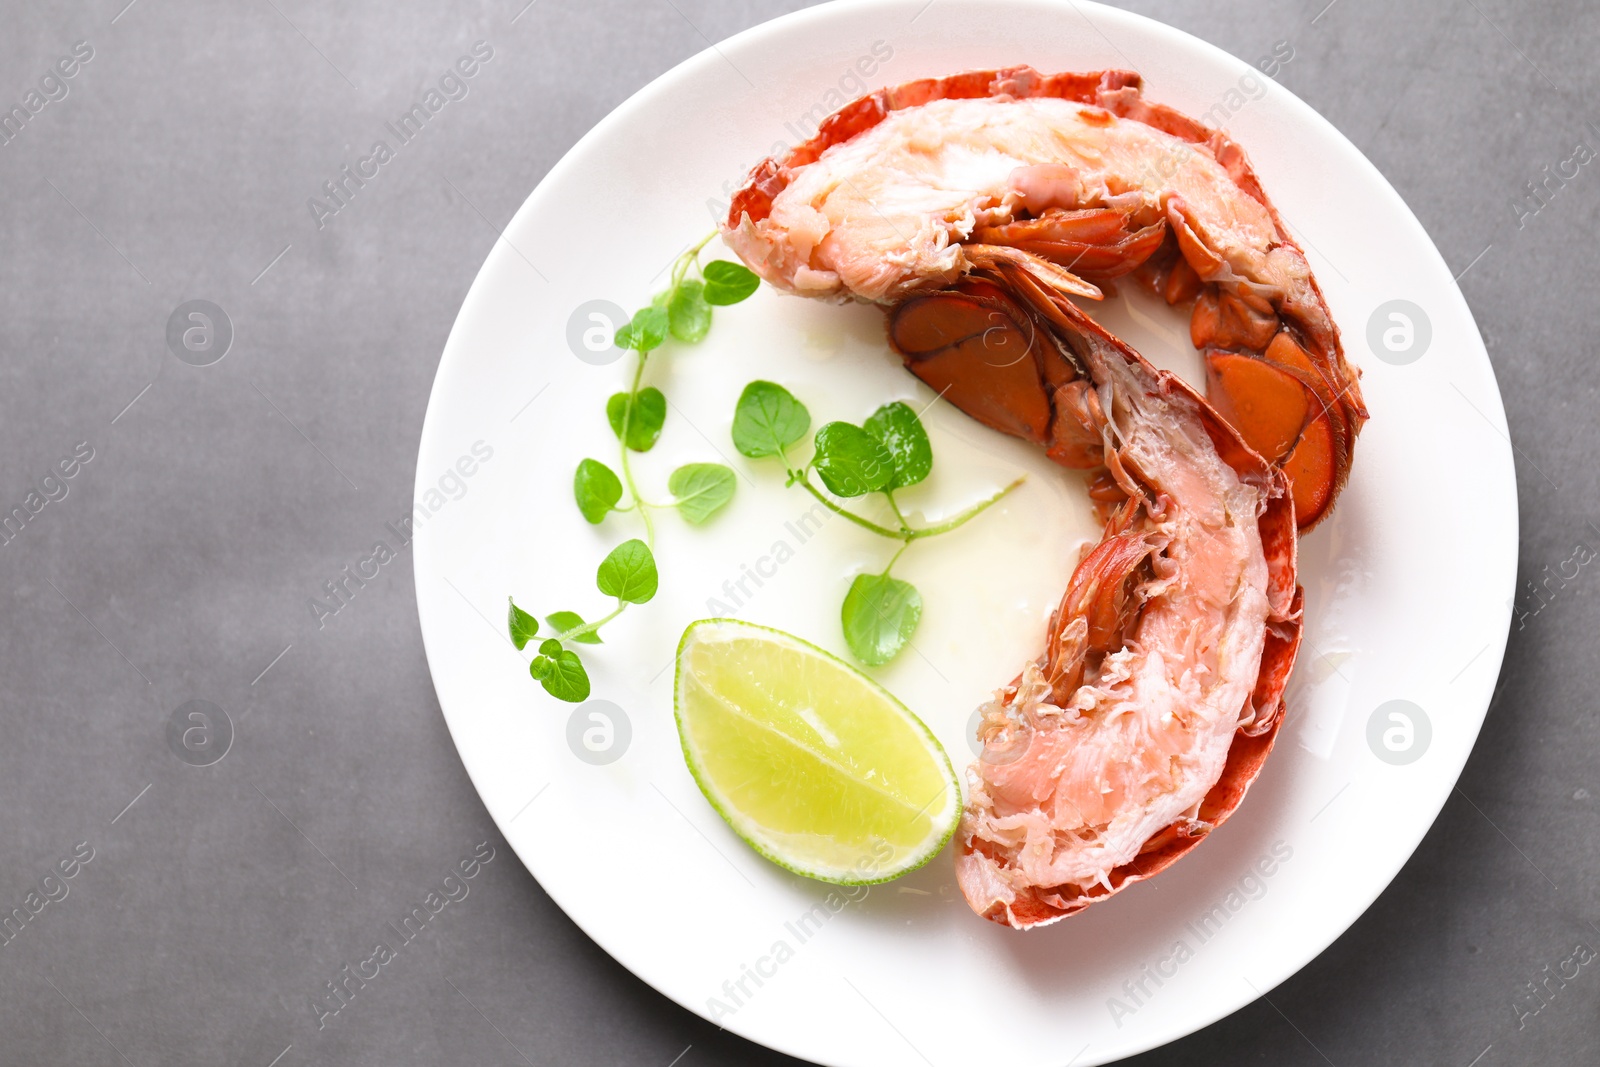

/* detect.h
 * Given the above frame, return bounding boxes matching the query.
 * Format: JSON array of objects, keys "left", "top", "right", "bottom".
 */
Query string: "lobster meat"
[{"left": 720, "top": 67, "right": 1358, "bottom": 928}]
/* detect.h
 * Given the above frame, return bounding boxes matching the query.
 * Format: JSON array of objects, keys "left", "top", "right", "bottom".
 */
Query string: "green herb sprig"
[
  {"left": 516, "top": 234, "right": 761, "bottom": 703},
  {"left": 573, "top": 234, "right": 759, "bottom": 541},
  {"left": 508, "top": 538, "right": 659, "bottom": 702},
  {"left": 732, "top": 381, "right": 1024, "bottom": 667}
]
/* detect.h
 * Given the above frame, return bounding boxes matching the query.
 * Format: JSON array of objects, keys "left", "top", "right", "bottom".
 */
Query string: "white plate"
[{"left": 413, "top": 2, "right": 1517, "bottom": 1063}]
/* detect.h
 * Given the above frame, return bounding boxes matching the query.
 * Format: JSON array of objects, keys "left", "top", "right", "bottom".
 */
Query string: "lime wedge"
[{"left": 674, "top": 618, "right": 960, "bottom": 884}]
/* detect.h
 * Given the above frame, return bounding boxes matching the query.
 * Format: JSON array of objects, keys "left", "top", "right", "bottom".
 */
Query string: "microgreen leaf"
[
  {"left": 841, "top": 573, "right": 923, "bottom": 666},
  {"left": 614, "top": 306, "right": 669, "bottom": 351},
  {"left": 701, "top": 260, "right": 760, "bottom": 305},
  {"left": 732, "top": 380, "right": 810, "bottom": 459},
  {"left": 812, "top": 421, "right": 894, "bottom": 498},
  {"left": 536, "top": 647, "right": 591, "bottom": 702},
  {"left": 596, "top": 538, "right": 658, "bottom": 604},
  {"left": 667, "top": 463, "right": 736, "bottom": 524},
  {"left": 606, "top": 387, "right": 667, "bottom": 452},
  {"left": 573, "top": 458, "right": 624, "bottom": 523},
  {"left": 863, "top": 401, "right": 933, "bottom": 490},
  {"left": 547, "top": 610, "right": 602, "bottom": 644},
  {"left": 668, "top": 280, "right": 713, "bottom": 343},
  {"left": 507, "top": 599, "right": 539, "bottom": 650}
]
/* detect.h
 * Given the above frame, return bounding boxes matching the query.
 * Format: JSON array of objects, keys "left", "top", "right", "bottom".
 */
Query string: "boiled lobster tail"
[
  {"left": 727, "top": 66, "right": 1364, "bottom": 530},
  {"left": 890, "top": 271, "right": 1301, "bottom": 927}
]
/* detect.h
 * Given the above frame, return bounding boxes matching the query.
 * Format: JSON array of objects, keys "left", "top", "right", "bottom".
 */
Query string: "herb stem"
[
  {"left": 905, "top": 476, "right": 1026, "bottom": 540},
  {"left": 884, "top": 490, "right": 912, "bottom": 537},
  {"left": 672, "top": 230, "right": 718, "bottom": 289},
  {"left": 556, "top": 600, "right": 627, "bottom": 644},
  {"left": 789, "top": 473, "right": 1024, "bottom": 544},
  {"left": 792, "top": 474, "right": 909, "bottom": 541},
  {"left": 881, "top": 541, "right": 910, "bottom": 576},
  {"left": 619, "top": 350, "right": 655, "bottom": 547}
]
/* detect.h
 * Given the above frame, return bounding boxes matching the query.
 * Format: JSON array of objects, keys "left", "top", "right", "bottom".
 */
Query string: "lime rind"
[{"left": 673, "top": 618, "right": 961, "bottom": 886}]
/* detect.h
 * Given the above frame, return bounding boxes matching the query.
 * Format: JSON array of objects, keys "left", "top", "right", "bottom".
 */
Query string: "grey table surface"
[{"left": 1, "top": 0, "right": 1594, "bottom": 1064}]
